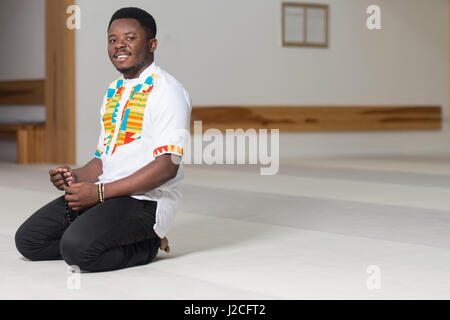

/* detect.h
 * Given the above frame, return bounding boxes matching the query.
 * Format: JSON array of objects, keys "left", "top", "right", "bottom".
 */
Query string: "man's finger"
[
  {"left": 63, "top": 185, "right": 72, "bottom": 194},
  {"left": 49, "top": 168, "right": 61, "bottom": 176},
  {"left": 68, "top": 202, "right": 77, "bottom": 210},
  {"left": 68, "top": 201, "right": 80, "bottom": 211},
  {"left": 53, "top": 169, "right": 64, "bottom": 176},
  {"left": 71, "top": 203, "right": 82, "bottom": 211},
  {"left": 50, "top": 173, "right": 63, "bottom": 182},
  {"left": 50, "top": 174, "right": 61, "bottom": 183},
  {"left": 65, "top": 194, "right": 78, "bottom": 202},
  {"left": 55, "top": 180, "right": 66, "bottom": 189}
]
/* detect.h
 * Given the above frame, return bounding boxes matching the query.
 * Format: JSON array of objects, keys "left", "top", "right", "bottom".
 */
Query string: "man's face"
[{"left": 107, "top": 18, "right": 156, "bottom": 77}]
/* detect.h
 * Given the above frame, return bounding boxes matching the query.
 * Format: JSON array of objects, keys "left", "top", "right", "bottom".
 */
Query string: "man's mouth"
[{"left": 114, "top": 53, "right": 131, "bottom": 62}]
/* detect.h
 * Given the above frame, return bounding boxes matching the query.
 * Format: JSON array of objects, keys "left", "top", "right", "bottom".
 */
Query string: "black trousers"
[{"left": 15, "top": 195, "right": 161, "bottom": 272}]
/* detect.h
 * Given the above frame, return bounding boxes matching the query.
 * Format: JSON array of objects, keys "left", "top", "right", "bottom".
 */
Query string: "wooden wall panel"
[
  {"left": 0, "top": 80, "right": 45, "bottom": 105},
  {"left": 190, "top": 106, "right": 442, "bottom": 132},
  {"left": 45, "top": 0, "right": 75, "bottom": 164}
]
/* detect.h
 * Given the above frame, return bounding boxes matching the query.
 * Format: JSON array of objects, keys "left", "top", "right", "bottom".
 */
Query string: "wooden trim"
[
  {"left": 0, "top": 123, "right": 44, "bottom": 131},
  {"left": 45, "top": 0, "right": 76, "bottom": 164},
  {"left": 190, "top": 106, "right": 442, "bottom": 133},
  {"left": 0, "top": 79, "right": 45, "bottom": 105},
  {"left": 0, "top": 131, "right": 16, "bottom": 139}
]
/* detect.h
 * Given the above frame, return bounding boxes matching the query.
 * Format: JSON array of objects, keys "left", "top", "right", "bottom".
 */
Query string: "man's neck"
[{"left": 123, "top": 60, "right": 153, "bottom": 79}]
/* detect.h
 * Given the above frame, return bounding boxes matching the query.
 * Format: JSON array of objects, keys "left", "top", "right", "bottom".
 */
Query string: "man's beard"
[
  {"left": 114, "top": 56, "right": 151, "bottom": 77},
  {"left": 115, "top": 60, "right": 146, "bottom": 76}
]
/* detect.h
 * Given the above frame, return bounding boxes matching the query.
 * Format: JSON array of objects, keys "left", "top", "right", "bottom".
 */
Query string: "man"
[{"left": 15, "top": 7, "right": 191, "bottom": 272}]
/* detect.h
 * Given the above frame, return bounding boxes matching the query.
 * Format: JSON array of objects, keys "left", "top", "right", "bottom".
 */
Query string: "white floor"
[{"left": 1, "top": 155, "right": 450, "bottom": 299}]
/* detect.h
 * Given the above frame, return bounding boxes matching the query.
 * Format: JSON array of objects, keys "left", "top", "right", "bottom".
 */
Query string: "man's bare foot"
[{"left": 160, "top": 236, "right": 170, "bottom": 253}]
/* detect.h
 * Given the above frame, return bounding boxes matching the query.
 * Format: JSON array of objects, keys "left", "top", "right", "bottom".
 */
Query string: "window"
[{"left": 282, "top": 2, "right": 329, "bottom": 48}]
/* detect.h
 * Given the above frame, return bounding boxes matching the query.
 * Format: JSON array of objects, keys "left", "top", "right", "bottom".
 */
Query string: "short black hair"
[{"left": 108, "top": 7, "right": 157, "bottom": 39}]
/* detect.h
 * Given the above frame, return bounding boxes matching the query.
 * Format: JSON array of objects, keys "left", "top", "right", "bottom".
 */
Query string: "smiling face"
[{"left": 107, "top": 18, "right": 157, "bottom": 79}]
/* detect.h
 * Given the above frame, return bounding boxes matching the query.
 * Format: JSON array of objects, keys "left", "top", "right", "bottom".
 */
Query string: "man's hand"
[
  {"left": 49, "top": 166, "right": 76, "bottom": 190},
  {"left": 63, "top": 182, "right": 99, "bottom": 211}
]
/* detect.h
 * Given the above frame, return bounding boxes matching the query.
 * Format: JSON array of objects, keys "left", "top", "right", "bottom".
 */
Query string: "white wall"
[
  {"left": 0, "top": 0, "right": 45, "bottom": 81},
  {"left": 75, "top": 0, "right": 449, "bottom": 165},
  {"left": 0, "top": 0, "right": 45, "bottom": 162}
]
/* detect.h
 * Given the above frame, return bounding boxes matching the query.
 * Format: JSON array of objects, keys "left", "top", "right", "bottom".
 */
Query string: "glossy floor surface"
[{"left": 1, "top": 155, "right": 449, "bottom": 299}]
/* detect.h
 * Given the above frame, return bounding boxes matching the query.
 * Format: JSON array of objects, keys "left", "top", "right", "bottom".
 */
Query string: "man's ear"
[{"left": 150, "top": 38, "right": 158, "bottom": 53}]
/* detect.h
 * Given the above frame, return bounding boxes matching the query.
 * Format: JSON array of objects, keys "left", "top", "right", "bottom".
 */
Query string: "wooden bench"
[
  {"left": 0, "top": 79, "right": 46, "bottom": 164},
  {"left": 0, "top": 123, "right": 46, "bottom": 163}
]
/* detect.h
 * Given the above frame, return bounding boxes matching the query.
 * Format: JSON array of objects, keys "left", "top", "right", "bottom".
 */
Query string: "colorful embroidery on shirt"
[
  {"left": 94, "top": 148, "right": 103, "bottom": 158},
  {"left": 117, "top": 75, "right": 160, "bottom": 155},
  {"left": 99, "top": 74, "right": 160, "bottom": 156},
  {"left": 103, "top": 133, "right": 112, "bottom": 155},
  {"left": 102, "top": 78, "right": 125, "bottom": 155},
  {"left": 153, "top": 145, "right": 183, "bottom": 157}
]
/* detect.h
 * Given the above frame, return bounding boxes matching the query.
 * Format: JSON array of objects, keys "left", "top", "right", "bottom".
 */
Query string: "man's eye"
[
  {"left": 109, "top": 39, "right": 116, "bottom": 44},
  {"left": 127, "top": 37, "right": 135, "bottom": 41}
]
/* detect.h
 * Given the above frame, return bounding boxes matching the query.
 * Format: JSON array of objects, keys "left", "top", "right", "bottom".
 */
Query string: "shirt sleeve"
[
  {"left": 150, "top": 84, "right": 191, "bottom": 159},
  {"left": 94, "top": 94, "right": 107, "bottom": 159}
]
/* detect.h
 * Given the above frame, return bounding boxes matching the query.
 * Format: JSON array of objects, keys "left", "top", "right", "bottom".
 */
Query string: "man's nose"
[{"left": 114, "top": 39, "right": 126, "bottom": 49}]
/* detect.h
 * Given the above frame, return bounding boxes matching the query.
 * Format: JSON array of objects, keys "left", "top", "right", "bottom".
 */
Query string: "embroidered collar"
[{"left": 120, "top": 62, "right": 156, "bottom": 86}]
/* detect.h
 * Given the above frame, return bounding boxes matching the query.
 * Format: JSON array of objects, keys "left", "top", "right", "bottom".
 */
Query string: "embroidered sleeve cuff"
[
  {"left": 153, "top": 145, "right": 183, "bottom": 158},
  {"left": 94, "top": 149, "right": 103, "bottom": 158}
]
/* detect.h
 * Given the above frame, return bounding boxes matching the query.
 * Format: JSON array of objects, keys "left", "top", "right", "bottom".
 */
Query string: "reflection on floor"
[{"left": 1, "top": 155, "right": 450, "bottom": 299}]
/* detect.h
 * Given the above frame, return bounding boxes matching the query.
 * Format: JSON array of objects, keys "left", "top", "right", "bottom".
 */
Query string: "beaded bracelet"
[{"left": 98, "top": 183, "right": 104, "bottom": 203}]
